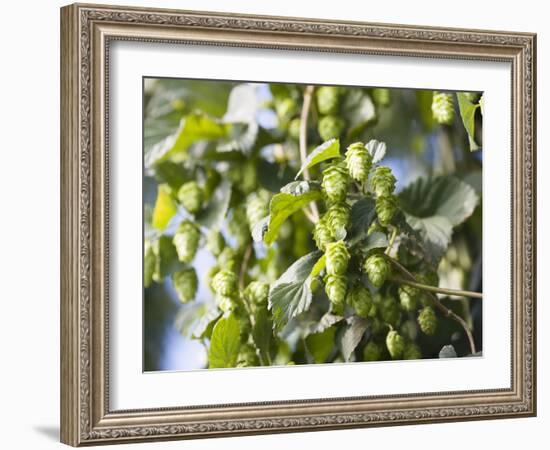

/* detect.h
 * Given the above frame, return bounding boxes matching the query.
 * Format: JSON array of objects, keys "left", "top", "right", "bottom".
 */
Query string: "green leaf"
[
  {"left": 342, "top": 89, "right": 377, "bottom": 136},
  {"left": 366, "top": 139, "right": 387, "bottom": 164},
  {"left": 192, "top": 308, "right": 222, "bottom": 340},
  {"left": 222, "top": 84, "right": 259, "bottom": 123},
  {"left": 252, "top": 307, "right": 274, "bottom": 365},
  {"left": 152, "top": 161, "right": 194, "bottom": 191},
  {"left": 352, "top": 231, "right": 389, "bottom": 253},
  {"left": 309, "top": 312, "right": 344, "bottom": 334},
  {"left": 152, "top": 184, "right": 177, "bottom": 230},
  {"left": 145, "top": 114, "right": 230, "bottom": 168},
  {"left": 309, "top": 254, "right": 326, "bottom": 281},
  {"left": 347, "top": 197, "right": 376, "bottom": 243},
  {"left": 295, "top": 139, "right": 340, "bottom": 179},
  {"left": 143, "top": 240, "right": 156, "bottom": 288},
  {"left": 338, "top": 316, "right": 369, "bottom": 362},
  {"left": 456, "top": 93, "right": 481, "bottom": 151},
  {"left": 257, "top": 159, "right": 296, "bottom": 192},
  {"left": 305, "top": 326, "right": 336, "bottom": 363},
  {"left": 174, "top": 303, "right": 208, "bottom": 339},
  {"left": 269, "top": 251, "right": 322, "bottom": 330},
  {"left": 152, "top": 235, "right": 179, "bottom": 282},
  {"left": 439, "top": 344, "right": 458, "bottom": 358},
  {"left": 263, "top": 186, "right": 323, "bottom": 245},
  {"left": 208, "top": 313, "right": 241, "bottom": 368},
  {"left": 196, "top": 179, "right": 232, "bottom": 229}
]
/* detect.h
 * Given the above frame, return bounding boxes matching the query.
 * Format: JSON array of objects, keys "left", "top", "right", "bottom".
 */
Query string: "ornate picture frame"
[{"left": 60, "top": 3, "right": 536, "bottom": 446}]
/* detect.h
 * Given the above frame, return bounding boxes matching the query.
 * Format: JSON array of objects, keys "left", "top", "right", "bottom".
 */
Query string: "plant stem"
[
  {"left": 383, "top": 254, "right": 477, "bottom": 354},
  {"left": 239, "top": 244, "right": 256, "bottom": 327},
  {"left": 299, "top": 85, "right": 320, "bottom": 223},
  {"left": 385, "top": 226, "right": 398, "bottom": 255},
  {"left": 389, "top": 276, "right": 483, "bottom": 299}
]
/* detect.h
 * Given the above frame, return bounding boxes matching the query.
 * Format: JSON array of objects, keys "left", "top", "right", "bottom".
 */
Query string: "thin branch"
[
  {"left": 389, "top": 276, "right": 483, "bottom": 300},
  {"left": 299, "top": 85, "right": 320, "bottom": 223},
  {"left": 383, "top": 255, "right": 477, "bottom": 355},
  {"left": 239, "top": 243, "right": 253, "bottom": 292},
  {"left": 385, "top": 226, "right": 398, "bottom": 256}
]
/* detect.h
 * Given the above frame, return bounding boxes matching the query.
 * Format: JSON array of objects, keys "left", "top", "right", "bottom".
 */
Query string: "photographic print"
[{"left": 143, "top": 79, "right": 483, "bottom": 371}]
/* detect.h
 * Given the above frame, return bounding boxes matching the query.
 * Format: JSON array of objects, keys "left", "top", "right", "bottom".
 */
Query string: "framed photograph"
[{"left": 60, "top": 3, "right": 536, "bottom": 446}]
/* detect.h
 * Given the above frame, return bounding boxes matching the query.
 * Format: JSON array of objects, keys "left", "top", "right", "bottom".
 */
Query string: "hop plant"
[
  {"left": 375, "top": 195, "right": 397, "bottom": 226},
  {"left": 325, "top": 202, "right": 350, "bottom": 236},
  {"left": 325, "top": 274, "right": 347, "bottom": 306},
  {"left": 325, "top": 241, "right": 350, "bottom": 275},
  {"left": 177, "top": 181, "right": 203, "bottom": 214},
  {"left": 313, "top": 219, "right": 335, "bottom": 251},
  {"left": 173, "top": 220, "right": 200, "bottom": 263},
  {"left": 418, "top": 306, "right": 437, "bottom": 335},
  {"left": 363, "top": 341, "right": 382, "bottom": 361},
  {"left": 371, "top": 166, "right": 396, "bottom": 197},
  {"left": 380, "top": 295, "right": 401, "bottom": 327},
  {"left": 211, "top": 269, "right": 238, "bottom": 298},
  {"left": 345, "top": 142, "right": 372, "bottom": 183},
  {"left": 316, "top": 86, "right": 340, "bottom": 115},
  {"left": 403, "top": 342, "right": 422, "bottom": 360},
  {"left": 246, "top": 191, "right": 269, "bottom": 231},
  {"left": 244, "top": 281, "right": 269, "bottom": 310},
  {"left": 386, "top": 330, "right": 405, "bottom": 359},
  {"left": 432, "top": 91, "right": 455, "bottom": 125},
  {"left": 398, "top": 284, "right": 420, "bottom": 312},
  {"left": 322, "top": 162, "right": 350, "bottom": 203},
  {"left": 363, "top": 254, "right": 390, "bottom": 288},
  {"left": 367, "top": 220, "right": 385, "bottom": 236},
  {"left": 237, "top": 343, "right": 259, "bottom": 367},
  {"left": 347, "top": 284, "right": 372, "bottom": 318},
  {"left": 318, "top": 115, "right": 345, "bottom": 141},
  {"left": 372, "top": 88, "right": 391, "bottom": 107},
  {"left": 172, "top": 268, "right": 198, "bottom": 303},
  {"left": 206, "top": 229, "right": 225, "bottom": 257},
  {"left": 217, "top": 295, "right": 237, "bottom": 313}
]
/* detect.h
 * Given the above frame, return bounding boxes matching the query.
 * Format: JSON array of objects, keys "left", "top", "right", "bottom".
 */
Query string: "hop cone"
[
  {"left": 318, "top": 115, "right": 345, "bottom": 141},
  {"left": 386, "top": 330, "right": 405, "bottom": 359},
  {"left": 217, "top": 295, "right": 237, "bottom": 313},
  {"left": 380, "top": 295, "right": 401, "bottom": 328},
  {"left": 363, "top": 254, "right": 390, "bottom": 288},
  {"left": 313, "top": 218, "right": 335, "bottom": 251},
  {"left": 363, "top": 341, "right": 382, "bottom": 361},
  {"left": 275, "top": 97, "right": 297, "bottom": 122},
  {"left": 345, "top": 142, "right": 372, "bottom": 183},
  {"left": 375, "top": 195, "right": 397, "bottom": 226},
  {"left": 246, "top": 191, "right": 269, "bottom": 231},
  {"left": 325, "top": 241, "right": 350, "bottom": 276},
  {"left": 206, "top": 265, "right": 220, "bottom": 292},
  {"left": 177, "top": 181, "right": 203, "bottom": 214},
  {"left": 235, "top": 309, "right": 252, "bottom": 342},
  {"left": 325, "top": 274, "right": 347, "bottom": 306},
  {"left": 418, "top": 306, "right": 437, "bottom": 335},
  {"left": 229, "top": 206, "right": 250, "bottom": 250},
  {"left": 241, "top": 160, "right": 258, "bottom": 195},
  {"left": 398, "top": 284, "right": 419, "bottom": 312},
  {"left": 322, "top": 162, "right": 349, "bottom": 203},
  {"left": 348, "top": 284, "right": 373, "bottom": 318},
  {"left": 372, "top": 88, "right": 391, "bottom": 107},
  {"left": 316, "top": 86, "right": 340, "bottom": 115},
  {"left": 173, "top": 220, "right": 200, "bottom": 263},
  {"left": 432, "top": 91, "right": 455, "bottom": 125},
  {"left": 371, "top": 166, "right": 396, "bottom": 197},
  {"left": 206, "top": 229, "right": 225, "bottom": 257},
  {"left": 237, "top": 344, "right": 259, "bottom": 368},
  {"left": 325, "top": 202, "right": 350, "bottom": 236},
  {"left": 172, "top": 268, "right": 198, "bottom": 303},
  {"left": 211, "top": 269, "right": 238, "bottom": 297},
  {"left": 244, "top": 281, "right": 269, "bottom": 307},
  {"left": 403, "top": 342, "right": 422, "bottom": 360},
  {"left": 288, "top": 118, "right": 301, "bottom": 140},
  {"left": 217, "top": 246, "right": 238, "bottom": 272}
]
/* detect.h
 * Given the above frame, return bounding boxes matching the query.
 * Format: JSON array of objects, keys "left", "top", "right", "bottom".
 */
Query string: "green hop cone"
[
  {"left": 398, "top": 284, "right": 420, "bottom": 312},
  {"left": 237, "top": 343, "right": 259, "bottom": 368},
  {"left": 172, "top": 268, "right": 198, "bottom": 303},
  {"left": 347, "top": 284, "right": 373, "bottom": 318},
  {"left": 177, "top": 181, "right": 203, "bottom": 215},
  {"left": 363, "top": 341, "right": 382, "bottom": 361},
  {"left": 318, "top": 115, "right": 345, "bottom": 141},
  {"left": 205, "top": 229, "right": 225, "bottom": 257},
  {"left": 375, "top": 195, "right": 397, "bottom": 226},
  {"left": 288, "top": 118, "right": 301, "bottom": 140},
  {"left": 211, "top": 269, "right": 238, "bottom": 298},
  {"left": 246, "top": 191, "right": 269, "bottom": 231},
  {"left": 371, "top": 166, "right": 396, "bottom": 198},
  {"left": 322, "top": 162, "right": 350, "bottom": 203},
  {"left": 313, "top": 218, "right": 335, "bottom": 252},
  {"left": 325, "top": 241, "right": 350, "bottom": 276},
  {"left": 363, "top": 254, "right": 390, "bottom": 288},
  {"left": 380, "top": 295, "right": 401, "bottom": 327},
  {"left": 386, "top": 330, "right": 405, "bottom": 359},
  {"left": 325, "top": 274, "right": 347, "bottom": 306},
  {"left": 316, "top": 86, "right": 340, "bottom": 115},
  {"left": 325, "top": 203, "right": 350, "bottom": 237},
  {"left": 173, "top": 220, "right": 200, "bottom": 264},
  {"left": 217, "top": 246, "right": 238, "bottom": 272},
  {"left": 418, "top": 306, "right": 437, "bottom": 335},
  {"left": 275, "top": 97, "right": 297, "bottom": 123},
  {"left": 431, "top": 91, "right": 455, "bottom": 125},
  {"left": 403, "top": 342, "right": 422, "bottom": 360},
  {"left": 206, "top": 265, "right": 220, "bottom": 292},
  {"left": 244, "top": 281, "right": 269, "bottom": 308},
  {"left": 241, "top": 160, "right": 258, "bottom": 195},
  {"left": 217, "top": 295, "right": 237, "bottom": 313},
  {"left": 372, "top": 88, "right": 391, "bottom": 107},
  {"left": 345, "top": 142, "right": 372, "bottom": 183},
  {"left": 229, "top": 206, "right": 250, "bottom": 250}
]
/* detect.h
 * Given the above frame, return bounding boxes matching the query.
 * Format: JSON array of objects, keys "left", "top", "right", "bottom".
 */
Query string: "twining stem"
[
  {"left": 385, "top": 226, "right": 398, "bottom": 256},
  {"left": 383, "top": 254, "right": 477, "bottom": 355},
  {"left": 299, "top": 85, "right": 320, "bottom": 223},
  {"left": 239, "top": 244, "right": 256, "bottom": 326},
  {"left": 389, "top": 276, "right": 483, "bottom": 299}
]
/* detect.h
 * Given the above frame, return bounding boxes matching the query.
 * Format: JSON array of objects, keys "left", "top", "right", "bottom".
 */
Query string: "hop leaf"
[
  {"left": 212, "top": 269, "right": 238, "bottom": 297},
  {"left": 246, "top": 191, "right": 269, "bottom": 231},
  {"left": 325, "top": 202, "right": 350, "bottom": 237},
  {"left": 172, "top": 268, "right": 198, "bottom": 303},
  {"left": 237, "top": 343, "right": 259, "bottom": 367},
  {"left": 375, "top": 195, "right": 397, "bottom": 226},
  {"left": 347, "top": 284, "right": 372, "bottom": 318},
  {"left": 371, "top": 166, "right": 396, "bottom": 197},
  {"left": 316, "top": 86, "right": 340, "bottom": 115},
  {"left": 325, "top": 241, "right": 350, "bottom": 275},
  {"left": 403, "top": 342, "right": 422, "bottom": 360},
  {"left": 318, "top": 115, "right": 345, "bottom": 141},
  {"left": 363, "top": 254, "right": 390, "bottom": 288},
  {"left": 363, "top": 341, "right": 382, "bottom": 361},
  {"left": 206, "top": 229, "right": 225, "bottom": 257},
  {"left": 173, "top": 220, "right": 200, "bottom": 263},
  {"left": 386, "top": 330, "right": 405, "bottom": 359},
  {"left": 177, "top": 181, "right": 204, "bottom": 214},
  {"left": 432, "top": 91, "right": 455, "bottom": 125},
  {"left": 345, "top": 142, "right": 372, "bottom": 183},
  {"left": 324, "top": 274, "right": 347, "bottom": 306},
  {"left": 372, "top": 88, "right": 391, "bottom": 107},
  {"left": 322, "top": 162, "right": 350, "bottom": 203},
  {"left": 313, "top": 219, "right": 335, "bottom": 251},
  {"left": 398, "top": 284, "right": 419, "bottom": 312},
  {"left": 418, "top": 306, "right": 437, "bottom": 335},
  {"left": 380, "top": 295, "right": 401, "bottom": 327}
]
